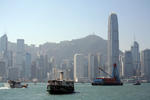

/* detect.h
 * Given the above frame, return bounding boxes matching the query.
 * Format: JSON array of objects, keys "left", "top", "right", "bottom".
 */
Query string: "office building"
[{"left": 108, "top": 13, "right": 120, "bottom": 75}]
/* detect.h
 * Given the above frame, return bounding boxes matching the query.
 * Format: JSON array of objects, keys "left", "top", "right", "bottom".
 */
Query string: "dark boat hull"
[
  {"left": 92, "top": 82, "right": 123, "bottom": 86},
  {"left": 47, "top": 85, "right": 74, "bottom": 94}
]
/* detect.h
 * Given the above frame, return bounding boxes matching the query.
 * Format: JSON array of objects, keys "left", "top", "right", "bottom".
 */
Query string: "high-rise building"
[
  {"left": 108, "top": 13, "right": 119, "bottom": 75},
  {"left": 0, "top": 61, "right": 6, "bottom": 81},
  {"left": 31, "top": 61, "right": 39, "bottom": 80},
  {"left": 141, "top": 49, "right": 150, "bottom": 81},
  {"left": 88, "top": 53, "right": 95, "bottom": 81},
  {"left": 7, "top": 51, "right": 13, "bottom": 68},
  {"left": 16, "top": 39, "right": 25, "bottom": 78},
  {"left": 0, "top": 34, "right": 8, "bottom": 77},
  {"left": 0, "top": 34, "right": 8, "bottom": 53},
  {"left": 123, "top": 51, "right": 134, "bottom": 78},
  {"left": 8, "top": 67, "right": 19, "bottom": 80},
  {"left": 25, "top": 53, "right": 31, "bottom": 80},
  {"left": 74, "top": 54, "right": 87, "bottom": 82},
  {"left": 131, "top": 41, "right": 140, "bottom": 76}
]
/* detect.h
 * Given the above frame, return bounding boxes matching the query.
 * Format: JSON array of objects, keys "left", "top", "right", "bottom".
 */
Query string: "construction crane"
[{"left": 98, "top": 67, "right": 112, "bottom": 77}]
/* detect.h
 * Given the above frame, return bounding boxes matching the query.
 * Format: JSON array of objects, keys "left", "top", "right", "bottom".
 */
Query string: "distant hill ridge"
[{"left": 8, "top": 35, "right": 107, "bottom": 64}]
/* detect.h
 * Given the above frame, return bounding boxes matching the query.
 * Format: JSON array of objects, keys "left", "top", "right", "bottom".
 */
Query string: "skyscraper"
[
  {"left": 123, "top": 51, "right": 134, "bottom": 78},
  {"left": 74, "top": 54, "right": 87, "bottom": 82},
  {"left": 88, "top": 53, "right": 95, "bottom": 81},
  {"left": 0, "top": 34, "right": 9, "bottom": 79},
  {"left": 0, "top": 34, "right": 8, "bottom": 53},
  {"left": 131, "top": 41, "right": 140, "bottom": 76},
  {"left": 108, "top": 13, "right": 119, "bottom": 75},
  {"left": 25, "top": 52, "right": 31, "bottom": 80},
  {"left": 141, "top": 49, "right": 150, "bottom": 81},
  {"left": 16, "top": 39, "right": 25, "bottom": 78}
]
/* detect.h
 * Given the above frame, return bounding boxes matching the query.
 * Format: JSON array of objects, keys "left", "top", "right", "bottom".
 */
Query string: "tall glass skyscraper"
[
  {"left": 131, "top": 41, "right": 140, "bottom": 75},
  {"left": 108, "top": 13, "right": 119, "bottom": 75}
]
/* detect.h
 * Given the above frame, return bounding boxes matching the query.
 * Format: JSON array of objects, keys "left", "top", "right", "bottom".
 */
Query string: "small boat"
[
  {"left": 47, "top": 72, "right": 74, "bottom": 94},
  {"left": 4, "top": 80, "right": 28, "bottom": 88},
  {"left": 133, "top": 81, "right": 141, "bottom": 85}
]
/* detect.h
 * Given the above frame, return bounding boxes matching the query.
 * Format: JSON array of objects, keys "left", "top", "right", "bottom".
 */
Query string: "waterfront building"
[
  {"left": 0, "top": 61, "right": 6, "bottom": 80},
  {"left": 0, "top": 34, "right": 8, "bottom": 78},
  {"left": 25, "top": 53, "right": 31, "bottom": 80},
  {"left": 141, "top": 49, "right": 150, "bottom": 81},
  {"left": 7, "top": 51, "right": 13, "bottom": 68},
  {"left": 74, "top": 54, "right": 87, "bottom": 82},
  {"left": 16, "top": 39, "right": 25, "bottom": 78},
  {"left": 131, "top": 41, "right": 140, "bottom": 76},
  {"left": 123, "top": 51, "right": 134, "bottom": 78},
  {"left": 88, "top": 53, "right": 95, "bottom": 81},
  {"left": 0, "top": 34, "right": 8, "bottom": 53},
  {"left": 108, "top": 13, "right": 120, "bottom": 75},
  {"left": 8, "top": 67, "right": 19, "bottom": 80}
]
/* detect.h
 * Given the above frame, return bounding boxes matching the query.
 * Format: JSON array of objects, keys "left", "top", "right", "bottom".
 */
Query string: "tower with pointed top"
[{"left": 108, "top": 13, "right": 119, "bottom": 75}]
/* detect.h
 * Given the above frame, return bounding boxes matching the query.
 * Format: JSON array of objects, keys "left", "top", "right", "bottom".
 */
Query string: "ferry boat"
[
  {"left": 4, "top": 80, "right": 28, "bottom": 88},
  {"left": 47, "top": 72, "right": 74, "bottom": 94}
]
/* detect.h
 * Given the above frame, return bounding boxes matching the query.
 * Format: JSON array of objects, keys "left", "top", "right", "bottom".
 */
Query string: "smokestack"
[{"left": 60, "top": 72, "right": 64, "bottom": 80}]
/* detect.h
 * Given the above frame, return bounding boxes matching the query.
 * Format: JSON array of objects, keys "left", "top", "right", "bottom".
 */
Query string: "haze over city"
[
  {"left": 0, "top": 0, "right": 150, "bottom": 100},
  {"left": 0, "top": 0, "right": 150, "bottom": 50}
]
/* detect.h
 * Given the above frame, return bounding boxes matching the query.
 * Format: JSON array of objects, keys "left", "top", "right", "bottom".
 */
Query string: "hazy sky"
[{"left": 0, "top": 0, "right": 149, "bottom": 51}]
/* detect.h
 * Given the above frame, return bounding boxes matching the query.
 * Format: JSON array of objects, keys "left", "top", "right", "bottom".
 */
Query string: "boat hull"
[
  {"left": 47, "top": 85, "right": 74, "bottom": 94},
  {"left": 92, "top": 78, "right": 123, "bottom": 86},
  {"left": 92, "top": 82, "right": 123, "bottom": 86},
  {"left": 5, "top": 80, "right": 28, "bottom": 88}
]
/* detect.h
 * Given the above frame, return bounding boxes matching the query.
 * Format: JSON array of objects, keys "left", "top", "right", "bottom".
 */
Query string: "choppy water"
[{"left": 0, "top": 83, "right": 150, "bottom": 100}]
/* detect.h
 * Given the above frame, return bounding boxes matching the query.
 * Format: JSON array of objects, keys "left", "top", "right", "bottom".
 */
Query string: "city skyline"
[
  {"left": 0, "top": 0, "right": 150, "bottom": 50},
  {"left": 0, "top": 12, "right": 150, "bottom": 83}
]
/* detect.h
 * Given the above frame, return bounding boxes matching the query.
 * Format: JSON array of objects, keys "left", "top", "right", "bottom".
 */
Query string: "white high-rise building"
[
  {"left": 131, "top": 41, "right": 140, "bottom": 75},
  {"left": 108, "top": 13, "right": 119, "bottom": 75},
  {"left": 74, "top": 54, "right": 87, "bottom": 82},
  {"left": 141, "top": 49, "right": 150, "bottom": 81}
]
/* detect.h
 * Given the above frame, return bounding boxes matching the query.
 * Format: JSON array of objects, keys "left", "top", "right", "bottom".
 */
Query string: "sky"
[{"left": 0, "top": 0, "right": 149, "bottom": 51}]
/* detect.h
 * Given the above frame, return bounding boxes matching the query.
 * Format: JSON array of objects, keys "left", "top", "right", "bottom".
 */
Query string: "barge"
[{"left": 92, "top": 63, "right": 123, "bottom": 86}]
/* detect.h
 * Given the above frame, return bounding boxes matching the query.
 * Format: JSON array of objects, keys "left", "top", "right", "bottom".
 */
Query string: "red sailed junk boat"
[{"left": 92, "top": 64, "right": 123, "bottom": 86}]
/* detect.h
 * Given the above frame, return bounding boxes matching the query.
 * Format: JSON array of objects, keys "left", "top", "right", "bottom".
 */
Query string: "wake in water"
[{"left": 0, "top": 87, "right": 10, "bottom": 90}]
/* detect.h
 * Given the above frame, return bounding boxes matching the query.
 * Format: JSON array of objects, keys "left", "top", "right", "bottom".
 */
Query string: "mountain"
[
  {"left": 39, "top": 35, "right": 107, "bottom": 64},
  {"left": 8, "top": 35, "right": 107, "bottom": 64}
]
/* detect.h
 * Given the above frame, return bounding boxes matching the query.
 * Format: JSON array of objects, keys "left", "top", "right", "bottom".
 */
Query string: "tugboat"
[
  {"left": 92, "top": 63, "right": 123, "bottom": 86},
  {"left": 4, "top": 80, "right": 28, "bottom": 88},
  {"left": 47, "top": 72, "right": 74, "bottom": 94}
]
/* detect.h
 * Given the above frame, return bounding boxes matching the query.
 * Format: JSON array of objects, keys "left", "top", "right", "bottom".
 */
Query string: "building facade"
[
  {"left": 131, "top": 41, "right": 140, "bottom": 76},
  {"left": 141, "top": 49, "right": 150, "bottom": 81},
  {"left": 74, "top": 54, "right": 87, "bottom": 82},
  {"left": 123, "top": 51, "right": 134, "bottom": 78}
]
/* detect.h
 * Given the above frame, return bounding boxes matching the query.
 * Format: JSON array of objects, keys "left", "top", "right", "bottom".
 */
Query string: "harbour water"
[{"left": 0, "top": 83, "right": 150, "bottom": 100}]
